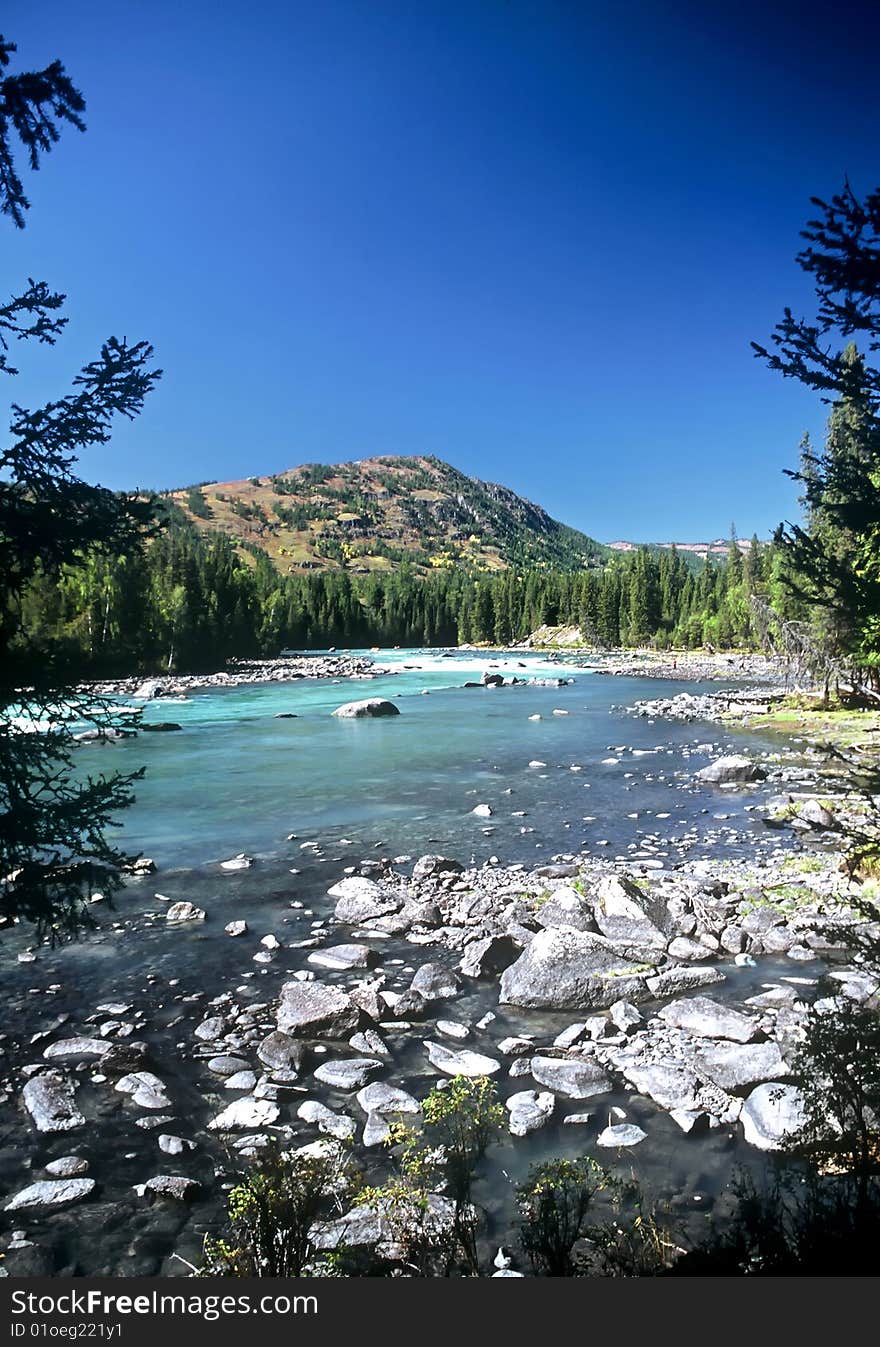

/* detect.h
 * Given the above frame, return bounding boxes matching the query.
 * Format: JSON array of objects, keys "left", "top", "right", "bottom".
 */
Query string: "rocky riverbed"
[
  {"left": 5, "top": 650, "right": 880, "bottom": 1277},
  {"left": 2, "top": 746, "right": 877, "bottom": 1277},
  {"left": 84, "top": 654, "right": 393, "bottom": 700}
]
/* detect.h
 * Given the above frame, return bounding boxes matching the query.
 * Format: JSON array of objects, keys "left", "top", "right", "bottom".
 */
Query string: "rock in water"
[
  {"left": 165, "top": 901, "right": 206, "bottom": 923},
  {"left": 500, "top": 926, "right": 655, "bottom": 1010},
  {"left": 459, "top": 934, "right": 521, "bottom": 978},
  {"left": 355, "top": 1082, "right": 421, "bottom": 1116},
  {"left": 327, "top": 876, "right": 401, "bottom": 923},
  {"left": 696, "top": 755, "right": 766, "bottom": 785},
  {"left": 313, "top": 1057, "right": 383, "bottom": 1090},
  {"left": 5, "top": 1179, "right": 95, "bottom": 1211},
  {"left": 22, "top": 1072, "right": 84, "bottom": 1133},
  {"left": 144, "top": 1175, "right": 201, "bottom": 1201},
  {"left": 529, "top": 1055, "right": 611, "bottom": 1099},
  {"left": 740, "top": 1083, "right": 806, "bottom": 1151},
  {"left": 506, "top": 1090, "right": 555, "bottom": 1136},
  {"left": 277, "top": 981, "right": 361, "bottom": 1038},
  {"left": 657, "top": 996, "right": 758, "bottom": 1042},
  {"left": 424, "top": 1041, "right": 501, "bottom": 1077},
  {"left": 332, "top": 699, "right": 400, "bottom": 718},
  {"left": 208, "top": 1098, "right": 280, "bottom": 1131},
  {"left": 596, "top": 1123, "right": 647, "bottom": 1148}
]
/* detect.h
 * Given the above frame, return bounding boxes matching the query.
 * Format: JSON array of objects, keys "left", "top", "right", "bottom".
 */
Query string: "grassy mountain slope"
[{"left": 168, "top": 454, "right": 608, "bottom": 575}]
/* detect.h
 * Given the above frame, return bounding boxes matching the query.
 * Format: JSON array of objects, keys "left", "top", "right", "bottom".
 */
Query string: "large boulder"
[
  {"left": 697, "top": 755, "right": 766, "bottom": 785},
  {"left": 499, "top": 926, "right": 655, "bottom": 1011},
  {"left": 277, "top": 982, "right": 361, "bottom": 1038},
  {"left": 327, "top": 876, "right": 401, "bottom": 924},
  {"left": 529, "top": 1055, "right": 611, "bottom": 1099},
  {"left": 740, "top": 1083, "right": 807, "bottom": 1151},
  {"left": 591, "top": 875, "right": 671, "bottom": 953},
  {"left": 332, "top": 699, "right": 400, "bottom": 718}
]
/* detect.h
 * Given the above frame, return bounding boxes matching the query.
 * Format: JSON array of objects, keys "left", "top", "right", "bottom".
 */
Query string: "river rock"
[
  {"left": 134, "top": 679, "right": 165, "bottom": 699},
  {"left": 296, "top": 1100, "right": 356, "bottom": 1140},
  {"left": 412, "top": 856, "right": 464, "bottom": 882},
  {"left": 740, "top": 1082, "right": 807, "bottom": 1150},
  {"left": 145, "top": 1175, "right": 201, "bottom": 1201},
  {"left": 277, "top": 981, "right": 360, "bottom": 1038},
  {"left": 158, "top": 1135, "right": 196, "bottom": 1155},
  {"left": 45, "top": 1156, "right": 89, "bottom": 1177},
  {"left": 115, "top": 1071, "right": 172, "bottom": 1110},
  {"left": 356, "top": 1082, "right": 421, "bottom": 1116},
  {"left": 591, "top": 874, "right": 671, "bottom": 952},
  {"left": 208, "top": 1098, "right": 280, "bottom": 1130},
  {"left": 645, "top": 965, "right": 725, "bottom": 997},
  {"left": 697, "top": 755, "right": 766, "bottom": 785},
  {"left": 328, "top": 876, "right": 401, "bottom": 923},
  {"left": 694, "top": 1040, "right": 789, "bottom": 1091},
  {"left": 332, "top": 698, "right": 400, "bottom": 718},
  {"left": 308, "top": 944, "right": 376, "bottom": 971},
  {"left": 459, "top": 934, "right": 521, "bottom": 978},
  {"left": 500, "top": 926, "right": 654, "bottom": 1011},
  {"left": 617, "top": 1059, "right": 701, "bottom": 1111},
  {"left": 529, "top": 1055, "right": 611, "bottom": 1099},
  {"left": 506, "top": 1090, "right": 555, "bottom": 1136},
  {"left": 23, "top": 1072, "right": 84, "bottom": 1133},
  {"left": 410, "top": 962, "right": 460, "bottom": 1000},
  {"left": 313, "top": 1057, "right": 383, "bottom": 1090},
  {"left": 536, "top": 887, "right": 595, "bottom": 932},
  {"left": 166, "top": 901, "right": 206, "bottom": 923},
  {"left": 257, "top": 1031, "right": 305, "bottom": 1072},
  {"left": 207, "top": 1055, "right": 249, "bottom": 1076},
  {"left": 596, "top": 1123, "right": 647, "bottom": 1147},
  {"left": 313, "top": 1193, "right": 455, "bottom": 1251},
  {"left": 220, "top": 853, "right": 254, "bottom": 871},
  {"left": 5, "top": 1179, "right": 95, "bottom": 1212},
  {"left": 225, "top": 921, "right": 248, "bottom": 937},
  {"left": 424, "top": 1041, "right": 500, "bottom": 1077},
  {"left": 43, "top": 1036, "right": 112, "bottom": 1062},
  {"left": 657, "top": 996, "right": 758, "bottom": 1042},
  {"left": 359, "top": 1109, "right": 390, "bottom": 1147}
]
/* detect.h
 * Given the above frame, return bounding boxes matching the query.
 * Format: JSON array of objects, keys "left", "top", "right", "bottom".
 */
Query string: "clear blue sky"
[{"left": 5, "top": 0, "right": 879, "bottom": 542}]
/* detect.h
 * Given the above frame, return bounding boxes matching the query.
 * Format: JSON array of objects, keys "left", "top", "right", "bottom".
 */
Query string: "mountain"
[{"left": 167, "top": 455, "right": 608, "bottom": 575}]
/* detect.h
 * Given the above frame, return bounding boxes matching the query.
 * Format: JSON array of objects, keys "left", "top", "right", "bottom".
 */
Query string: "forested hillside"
[
  {"left": 16, "top": 503, "right": 785, "bottom": 674},
  {"left": 169, "top": 455, "right": 608, "bottom": 575}
]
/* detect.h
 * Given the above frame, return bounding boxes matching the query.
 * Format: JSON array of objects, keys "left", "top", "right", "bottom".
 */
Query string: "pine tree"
[
  {"left": 754, "top": 182, "right": 880, "bottom": 689},
  {"left": 1, "top": 33, "right": 161, "bottom": 937}
]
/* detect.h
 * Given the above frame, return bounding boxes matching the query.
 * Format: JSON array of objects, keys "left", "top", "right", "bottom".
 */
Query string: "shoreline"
[{"left": 79, "top": 645, "right": 794, "bottom": 700}]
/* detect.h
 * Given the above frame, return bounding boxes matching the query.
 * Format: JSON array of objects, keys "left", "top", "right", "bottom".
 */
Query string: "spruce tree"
[{"left": 1, "top": 34, "right": 161, "bottom": 937}]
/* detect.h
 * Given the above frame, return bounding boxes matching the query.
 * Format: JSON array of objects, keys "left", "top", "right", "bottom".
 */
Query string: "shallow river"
[{"left": 0, "top": 650, "right": 821, "bottom": 1275}]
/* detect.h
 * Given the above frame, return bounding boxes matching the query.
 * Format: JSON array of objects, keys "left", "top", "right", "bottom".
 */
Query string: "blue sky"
[{"left": 4, "top": 0, "right": 879, "bottom": 542}]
